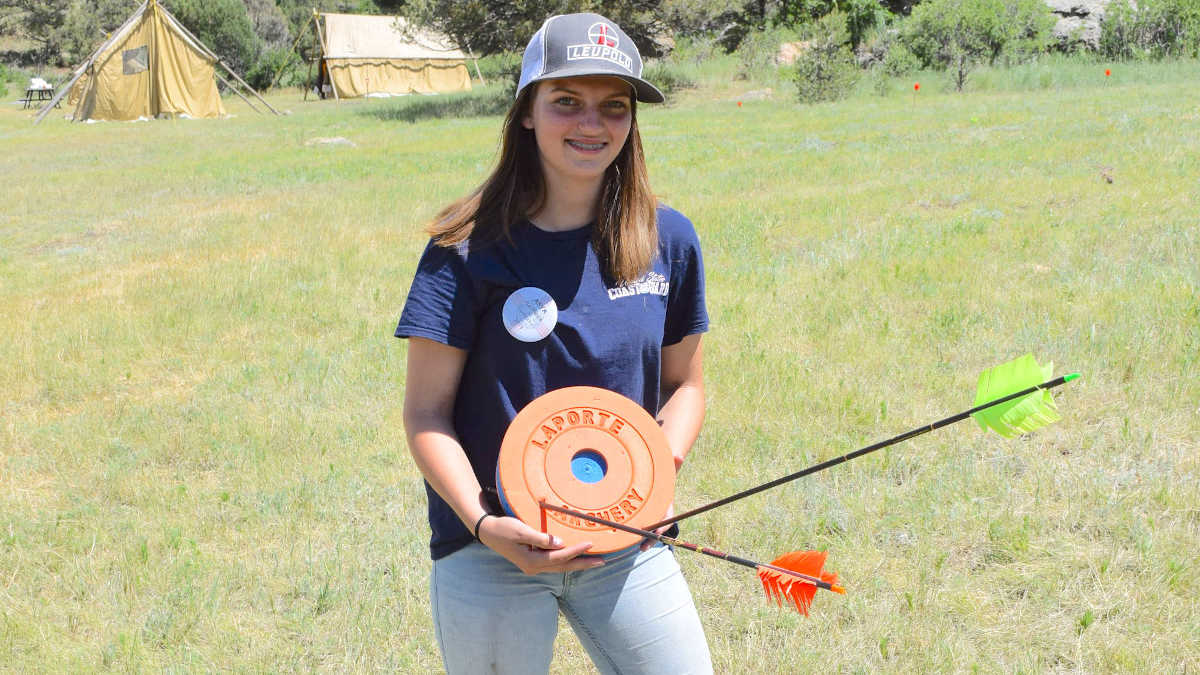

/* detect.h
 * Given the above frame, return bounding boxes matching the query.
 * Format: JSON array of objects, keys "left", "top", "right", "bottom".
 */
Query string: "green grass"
[
  {"left": 363, "top": 81, "right": 515, "bottom": 123},
  {"left": 2, "top": 60, "right": 1199, "bottom": 672}
]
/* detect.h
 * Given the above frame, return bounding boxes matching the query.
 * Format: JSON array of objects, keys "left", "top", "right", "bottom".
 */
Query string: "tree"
[
  {"left": 399, "top": 1, "right": 669, "bottom": 57},
  {"left": 878, "top": 0, "right": 920, "bottom": 15},
  {"left": 0, "top": 0, "right": 127, "bottom": 66},
  {"left": 656, "top": 0, "right": 750, "bottom": 43},
  {"left": 243, "top": 0, "right": 290, "bottom": 50},
  {"left": 793, "top": 10, "right": 859, "bottom": 102},
  {"left": 374, "top": 0, "right": 409, "bottom": 11},
  {"left": 0, "top": 1, "right": 63, "bottom": 61},
  {"left": 905, "top": 0, "right": 1002, "bottom": 90},
  {"left": 901, "top": 0, "right": 1051, "bottom": 90},
  {"left": 57, "top": 0, "right": 130, "bottom": 63},
  {"left": 165, "top": 0, "right": 259, "bottom": 75}
]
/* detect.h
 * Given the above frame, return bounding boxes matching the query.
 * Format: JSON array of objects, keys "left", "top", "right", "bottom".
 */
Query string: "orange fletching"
[{"left": 757, "top": 550, "right": 842, "bottom": 615}]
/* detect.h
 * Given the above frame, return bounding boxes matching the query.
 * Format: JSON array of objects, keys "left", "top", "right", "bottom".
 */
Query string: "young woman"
[{"left": 396, "top": 13, "right": 713, "bottom": 674}]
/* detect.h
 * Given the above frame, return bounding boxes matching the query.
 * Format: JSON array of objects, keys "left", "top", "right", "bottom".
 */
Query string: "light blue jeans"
[{"left": 430, "top": 541, "right": 713, "bottom": 674}]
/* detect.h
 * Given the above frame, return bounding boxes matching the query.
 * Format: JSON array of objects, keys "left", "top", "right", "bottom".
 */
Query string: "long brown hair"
[{"left": 426, "top": 83, "right": 658, "bottom": 285}]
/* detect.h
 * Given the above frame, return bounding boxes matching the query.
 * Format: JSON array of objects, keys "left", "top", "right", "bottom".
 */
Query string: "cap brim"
[{"left": 529, "top": 66, "right": 664, "bottom": 104}]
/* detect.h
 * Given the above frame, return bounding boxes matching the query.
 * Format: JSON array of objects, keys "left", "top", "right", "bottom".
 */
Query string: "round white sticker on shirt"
[{"left": 502, "top": 287, "right": 558, "bottom": 342}]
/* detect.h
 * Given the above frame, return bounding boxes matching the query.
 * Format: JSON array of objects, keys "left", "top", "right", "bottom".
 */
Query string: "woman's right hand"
[{"left": 476, "top": 515, "right": 605, "bottom": 575}]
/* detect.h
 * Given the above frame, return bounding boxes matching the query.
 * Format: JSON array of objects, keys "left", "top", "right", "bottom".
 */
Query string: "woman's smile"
[{"left": 566, "top": 139, "right": 607, "bottom": 152}]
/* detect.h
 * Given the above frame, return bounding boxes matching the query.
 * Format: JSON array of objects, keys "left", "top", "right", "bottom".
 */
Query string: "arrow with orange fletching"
[{"left": 539, "top": 501, "right": 843, "bottom": 615}]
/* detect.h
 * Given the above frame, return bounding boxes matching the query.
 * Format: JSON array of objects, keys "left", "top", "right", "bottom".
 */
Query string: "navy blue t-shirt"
[{"left": 395, "top": 205, "right": 708, "bottom": 559}]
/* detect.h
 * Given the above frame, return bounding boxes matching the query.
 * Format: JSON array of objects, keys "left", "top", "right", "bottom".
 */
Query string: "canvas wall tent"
[
  {"left": 34, "top": 0, "right": 276, "bottom": 124},
  {"left": 312, "top": 13, "right": 473, "bottom": 99}
]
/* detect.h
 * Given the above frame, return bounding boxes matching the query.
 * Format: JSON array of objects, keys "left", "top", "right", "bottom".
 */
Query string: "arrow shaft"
[
  {"left": 538, "top": 502, "right": 834, "bottom": 590},
  {"left": 646, "top": 375, "right": 1074, "bottom": 531}
]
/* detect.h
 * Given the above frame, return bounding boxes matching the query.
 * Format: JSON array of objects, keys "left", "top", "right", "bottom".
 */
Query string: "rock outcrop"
[
  {"left": 1046, "top": 0, "right": 1116, "bottom": 49},
  {"left": 776, "top": 41, "right": 812, "bottom": 65}
]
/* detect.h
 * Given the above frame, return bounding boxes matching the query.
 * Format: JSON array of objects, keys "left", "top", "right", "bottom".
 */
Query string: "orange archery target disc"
[{"left": 497, "top": 386, "right": 675, "bottom": 553}]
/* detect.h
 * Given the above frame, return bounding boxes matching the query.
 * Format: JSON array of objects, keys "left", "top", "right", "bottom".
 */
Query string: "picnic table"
[{"left": 22, "top": 86, "right": 58, "bottom": 109}]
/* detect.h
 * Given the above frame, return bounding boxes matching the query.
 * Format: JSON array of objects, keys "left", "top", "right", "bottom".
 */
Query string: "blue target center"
[{"left": 570, "top": 450, "right": 607, "bottom": 484}]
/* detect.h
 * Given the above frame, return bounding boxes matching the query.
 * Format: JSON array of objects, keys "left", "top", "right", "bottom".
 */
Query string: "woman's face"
[{"left": 522, "top": 76, "right": 634, "bottom": 189}]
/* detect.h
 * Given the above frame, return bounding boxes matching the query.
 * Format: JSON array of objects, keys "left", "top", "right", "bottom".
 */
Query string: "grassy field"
[{"left": 2, "top": 60, "right": 1198, "bottom": 672}]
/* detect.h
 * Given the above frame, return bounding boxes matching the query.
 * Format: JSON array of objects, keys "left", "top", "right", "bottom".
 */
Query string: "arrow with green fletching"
[
  {"left": 972, "top": 353, "right": 1067, "bottom": 437},
  {"left": 645, "top": 354, "right": 1080, "bottom": 532}
]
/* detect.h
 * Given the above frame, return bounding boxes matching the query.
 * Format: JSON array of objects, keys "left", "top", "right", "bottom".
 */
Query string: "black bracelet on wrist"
[{"left": 473, "top": 512, "right": 494, "bottom": 540}]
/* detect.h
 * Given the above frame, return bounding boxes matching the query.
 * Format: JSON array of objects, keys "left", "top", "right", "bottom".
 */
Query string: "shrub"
[
  {"left": 1001, "top": 0, "right": 1057, "bottom": 63},
  {"left": 793, "top": 12, "right": 861, "bottom": 103},
  {"left": 856, "top": 25, "right": 894, "bottom": 68},
  {"left": 245, "top": 46, "right": 295, "bottom": 90},
  {"left": 1101, "top": 0, "right": 1140, "bottom": 58},
  {"left": 734, "top": 25, "right": 804, "bottom": 79},
  {"left": 1099, "top": 0, "right": 1200, "bottom": 60},
  {"left": 643, "top": 61, "right": 697, "bottom": 96},
  {"left": 900, "top": 0, "right": 1052, "bottom": 90},
  {"left": 669, "top": 35, "right": 724, "bottom": 66},
  {"left": 772, "top": 0, "right": 885, "bottom": 46},
  {"left": 882, "top": 42, "right": 921, "bottom": 76},
  {"left": 474, "top": 51, "right": 522, "bottom": 89},
  {"left": 870, "top": 69, "right": 894, "bottom": 96},
  {"left": 842, "top": 0, "right": 892, "bottom": 48}
]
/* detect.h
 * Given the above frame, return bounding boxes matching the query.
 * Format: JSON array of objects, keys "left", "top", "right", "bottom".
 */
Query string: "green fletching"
[{"left": 973, "top": 354, "right": 1062, "bottom": 437}]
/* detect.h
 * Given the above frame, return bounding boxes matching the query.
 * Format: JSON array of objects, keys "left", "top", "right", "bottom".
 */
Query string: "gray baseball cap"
[{"left": 517, "top": 13, "right": 664, "bottom": 103}]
